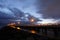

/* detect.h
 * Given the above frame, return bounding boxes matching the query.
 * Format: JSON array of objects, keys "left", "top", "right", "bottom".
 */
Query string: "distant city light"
[
  {"left": 17, "top": 27, "right": 21, "bottom": 30},
  {"left": 10, "top": 26, "right": 16, "bottom": 28},
  {"left": 7, "top": 23, "right": 16, "bottom": 26},
  {"left": 17, "top": 22, "right": 20, "bottom": 24},
  {"left": 30, "top": 30, "right": 36, "bottom": 34}
]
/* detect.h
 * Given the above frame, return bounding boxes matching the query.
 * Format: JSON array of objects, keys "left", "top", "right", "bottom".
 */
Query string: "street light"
[
  {"left": 17, "top": 27, "right": 21, "bottom": 30},
  {"left": 30, "top": 18, "right": 35, "bottom": 22},
  {"left": 30, "top": 30, "right": 37, "bottom": 34}
]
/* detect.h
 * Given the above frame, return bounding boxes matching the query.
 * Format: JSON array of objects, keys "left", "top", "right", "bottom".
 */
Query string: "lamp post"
[{"left": 29, "top": 18, "right": 35, "bottom": 25}]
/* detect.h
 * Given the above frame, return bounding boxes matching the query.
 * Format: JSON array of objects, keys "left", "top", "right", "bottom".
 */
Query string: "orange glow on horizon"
[
  {"left": 10, "top": 26, "right": 16, "bottom": 28},
  {"left": 8, "top": 23, "right": 16, "bottom": 26}
]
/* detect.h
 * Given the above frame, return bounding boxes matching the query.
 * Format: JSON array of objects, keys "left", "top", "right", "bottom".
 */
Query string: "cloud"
[
  {"left": 8, "top": 8, "right": 25, "bottom": 18},
  {"left": 0, "top": 7, "right": 15, "bottom": 27},
  {"left": 36, "top": 0, "right": 60, "bottom": 19},
  {"left": 0, "top": 6, "right": 41, "bottom": 26},
  {"left": 0, "top": 0, "right": 42, "bottom": 28},
  {"left": 0, "top": 7, "right": 15, "bottom": 19}
]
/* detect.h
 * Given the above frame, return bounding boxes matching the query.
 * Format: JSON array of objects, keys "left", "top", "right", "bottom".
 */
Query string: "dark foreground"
[{"left": 0, "top": 25, "right": 60, "bottom": 40}]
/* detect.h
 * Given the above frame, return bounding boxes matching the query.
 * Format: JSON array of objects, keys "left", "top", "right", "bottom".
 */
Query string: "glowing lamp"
[
  {"left": 30, "top": 18, "right": 35, "bottom": 22},
  {"left": 30, "top": 30, "right": 36, "bottom": 34},
  {"left": 17, "top": 27, "right": 21, "bottom": 30}
]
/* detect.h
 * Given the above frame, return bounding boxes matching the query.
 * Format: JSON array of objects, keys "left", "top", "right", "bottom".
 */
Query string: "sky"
[
  {"left": 36, "top": 0, "right": 60, "bottom": 23},
  {"left": 37, "top": 0, "right": 60, "bottom": 19},
  {"left": 0, "top": 0, "right": 60, "bottom": 27}
]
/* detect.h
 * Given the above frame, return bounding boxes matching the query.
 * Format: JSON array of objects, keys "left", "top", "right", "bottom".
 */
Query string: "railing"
[{"left": 7, "top": 24, "right": 60, "bottom": 39}]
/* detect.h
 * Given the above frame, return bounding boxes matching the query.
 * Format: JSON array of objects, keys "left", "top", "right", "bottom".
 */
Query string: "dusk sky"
[{"left": 0, "top": 0, "right": 60, "bottom": 27}]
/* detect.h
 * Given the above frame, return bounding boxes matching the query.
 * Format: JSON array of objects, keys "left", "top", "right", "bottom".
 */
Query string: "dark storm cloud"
[
  {"left": 0, "top": 7, "right": 25, "bottom": 20},
  {"left": 8, "top": 8, "right": 24, "bottom": 18},
  {"left": 0, "top": 11, "right": 14, "bottom": 19},
  {"left": 0, "top": 6, "right": 40, "bottom": 26},
  {"left": 0, "top": 0, "right": 41, "bottom": 27},
  {"left": 37, "top": 0, "right": 60, "bottom": 19},
  {"left": 0, "top": 7, "right": 15, "bottom": 26}
]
